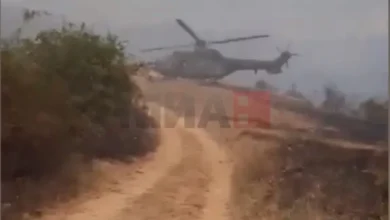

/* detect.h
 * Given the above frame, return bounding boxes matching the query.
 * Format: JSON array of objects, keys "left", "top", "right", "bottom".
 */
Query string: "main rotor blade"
[
  {"left": 176, "top": 19, "right": 202, "bottom": 42},
  {"left": 140, "top": 43, "right": 193, "bottom": 52},
  {"left": 208, "top": 34, "right": 269, "bottom": 45}
]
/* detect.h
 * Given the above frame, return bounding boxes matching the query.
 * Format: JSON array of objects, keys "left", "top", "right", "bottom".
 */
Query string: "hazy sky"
[
  {"left": 3, "top": 0, "right": 388, "bottom": 101},
  {"left": 6, "top": 0, "right": 387, "bottom": 40}
]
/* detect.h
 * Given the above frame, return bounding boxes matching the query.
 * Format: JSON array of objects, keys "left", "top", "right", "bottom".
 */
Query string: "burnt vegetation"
[
  {"left": 1, "top": 10, "right": 158, "bottom": 219},
  {"left": 267, "top": 82, "right": 388, "bottom": 145},
  {"left": 199, "top": 79, "right": 388, "bottom": 219},
  {"left": 206, "top": 78, "right": 387, "bottom": 145},
  {"left": 231, "top": 131, "right": 388, "bottom": 219}
]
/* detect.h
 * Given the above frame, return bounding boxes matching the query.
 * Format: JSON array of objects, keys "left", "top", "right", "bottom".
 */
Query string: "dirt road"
[{"left": 38, "top": 102, "right": 232, "bottom": 220}]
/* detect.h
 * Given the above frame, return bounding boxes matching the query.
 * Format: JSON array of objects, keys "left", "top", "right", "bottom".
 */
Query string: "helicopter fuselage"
[
  {"left": 149, "top": 48, "right": 286, "bottom": 80},
  {"left": 139, "top": 18, "right": 293, "bottom": 80},
  {"left": 152, "top": 49, "right": 232, "bottom": 80}
]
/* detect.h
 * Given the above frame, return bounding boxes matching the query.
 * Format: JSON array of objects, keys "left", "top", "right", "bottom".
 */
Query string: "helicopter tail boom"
[{"left": 225, "top": 58, "right": 272, "bottom": 74}]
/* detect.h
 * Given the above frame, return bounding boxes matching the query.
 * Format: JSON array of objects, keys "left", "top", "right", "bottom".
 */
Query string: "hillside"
[
  {"left": 3, "top": 59, "right": 387, "bottom": 219},
  {"left": 1, "top": 4, "right": 387, "bottom": 219},
  {"left": 138, "top": 76, "right": 388, "bottom": 220}
]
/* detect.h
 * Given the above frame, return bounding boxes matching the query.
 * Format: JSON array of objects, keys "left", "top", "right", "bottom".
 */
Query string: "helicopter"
[{"left": 139, "top": 19, "right": 299, "bottom": 82}]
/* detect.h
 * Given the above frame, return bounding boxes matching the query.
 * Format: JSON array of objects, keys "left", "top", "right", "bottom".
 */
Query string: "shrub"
[
  {"left": 359, "top": 98, "right": 388, "bottom": 124},
  {"left": 1, "top": 14, "right": 158, "bottom": 218}
]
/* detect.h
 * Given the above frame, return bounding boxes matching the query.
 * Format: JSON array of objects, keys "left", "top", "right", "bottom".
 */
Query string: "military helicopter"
[{"left": 140, "top": 19, "right": 299, "bottom": 82}]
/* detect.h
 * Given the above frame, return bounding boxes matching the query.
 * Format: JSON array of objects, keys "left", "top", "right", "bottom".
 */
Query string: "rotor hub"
[{"left": 196, "top": 40, "right": 207, "bottom": 49}]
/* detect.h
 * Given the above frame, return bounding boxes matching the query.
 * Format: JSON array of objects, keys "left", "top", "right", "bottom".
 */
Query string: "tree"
[
  {"left": 359, "top": 98, "right": 388, "bottom": 123},
  {"left": 254, "top": 79, "right": 277, "bottom": 92}
]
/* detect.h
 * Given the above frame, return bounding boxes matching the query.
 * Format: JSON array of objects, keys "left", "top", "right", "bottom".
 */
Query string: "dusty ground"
[
  {"left": 139, "top": 77, "right": 388, "bottom": 219},
  {"left": 33, "top": 83, "right": 232, "bottom": 220},
  {"left": 33, "top": 75, "right": 387, "bottom": 220}
]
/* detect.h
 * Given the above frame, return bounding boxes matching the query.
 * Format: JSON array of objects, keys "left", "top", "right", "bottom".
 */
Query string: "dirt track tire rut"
[
  {"left": 116, "top": 130, "right": 210, "bottom": 220},
  {"left": 36, "top": 102, "right": 232, "bottom": 220}
]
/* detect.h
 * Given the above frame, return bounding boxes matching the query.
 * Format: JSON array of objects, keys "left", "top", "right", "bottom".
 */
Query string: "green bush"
[
  {"left": 1, "top": 18, "right": 158, "bottom": 217},
  {"left": 2, "top": 21, "right": 155, "bottom": 176}
]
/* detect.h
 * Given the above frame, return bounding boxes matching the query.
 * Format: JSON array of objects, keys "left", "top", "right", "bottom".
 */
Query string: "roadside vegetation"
[
  {"left": 229, "top": 83, "right": 388, "bottom": 219},
  {"left": 1, "top": 10, "right": 158, "bottom": 220},
  {"left": 230, "top": 131, "right": 387, "bottom": 220}
]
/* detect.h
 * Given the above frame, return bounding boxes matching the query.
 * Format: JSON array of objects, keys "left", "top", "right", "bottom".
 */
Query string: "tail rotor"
[{"left": 276, "top": 42, "right": 300, "bottom": 69}]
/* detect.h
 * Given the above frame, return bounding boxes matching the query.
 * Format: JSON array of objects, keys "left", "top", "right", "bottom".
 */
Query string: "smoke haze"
[{"left": 2, "top": 0, "right": 388, "bottom": 104}]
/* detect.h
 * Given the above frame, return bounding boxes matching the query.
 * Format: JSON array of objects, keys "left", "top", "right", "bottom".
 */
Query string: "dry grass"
[
  {"left": 143, "top": 79, "right": 388, "bottom": 220},
  {"left": 2, "top": 156, "right": 97, "bottom": 220},
  {"left": 230, "top": 130, "right": 387, "bottom": 220},
  {"left": 227, "top": 99, "right": 388, "bottom": 220},
  {"left": 230, "top": 92, "right": 388, "bottom": 219}
]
